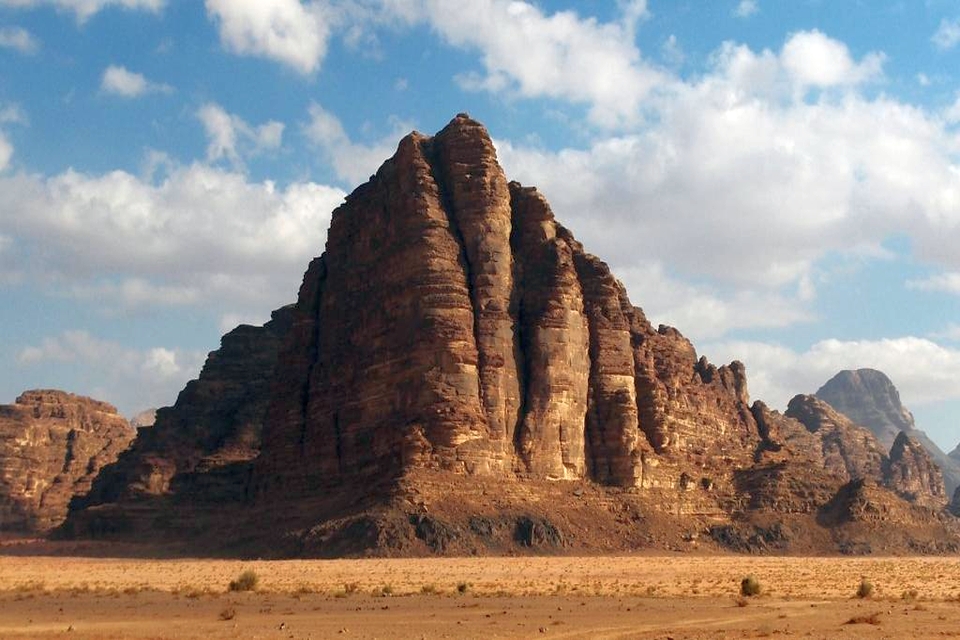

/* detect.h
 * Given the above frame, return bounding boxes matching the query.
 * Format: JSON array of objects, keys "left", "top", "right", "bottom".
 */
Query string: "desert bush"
[
  {"left": 740, "top": 575, "right": 761, "bottom": 597},
  {"left": 845, "top": 611, "right": 881, "bottom": 625},
  {"left": 378, "top": 584, "right": 393, "bottom": 596},
  {"left": 901, "top": 589, "right": 918, "bottom": 602},
  {"left": 421, "top": 583, "right": 439, "bottom": 595},
  {"left": 228, "top": 570, "right": 259, "bottom": 592},
  {"left": 218, "top": 607, "right": 236, "bottom": 621},
  {"left": 856, "top": 577, "right": 874, "bottom": 599},
  {"left": 457, "top": 582, "right": 470, "bottom": 594}
]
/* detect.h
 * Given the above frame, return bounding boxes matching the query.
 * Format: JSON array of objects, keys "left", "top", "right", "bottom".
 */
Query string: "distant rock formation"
[
  {"left": 60, "top": 115, "right": 960, "bottom": 556},
  {"left": 0, "top": 390, "right": 133, "bottom": 533},
  {"left": 129, "top": 409, "right": 157, "bottom": 429},
  {"left": 815, "top": 369, "right": 960, "bottom": 495},
  {"left": 883, "top": 432, "right": 948, "bottom": 509}
]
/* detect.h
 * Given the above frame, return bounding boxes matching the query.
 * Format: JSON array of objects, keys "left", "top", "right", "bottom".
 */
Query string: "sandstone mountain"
[
  {"left": 0, "top": 390, "right": 133, "bottom": 534},
  {"left": 815, "top": 369, "right": 960, "bottom": 495},
  {"left": 61, "top": 115, "right": 960, "bottom": 556}
]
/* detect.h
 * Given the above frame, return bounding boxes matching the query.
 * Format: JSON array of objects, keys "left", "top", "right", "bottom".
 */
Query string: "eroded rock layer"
[
  {"left": 0, "top": 390, "right": 133, "bottom": 533},
  {"left": 252, "top": 114, "right": 761, "bottom": 498}
]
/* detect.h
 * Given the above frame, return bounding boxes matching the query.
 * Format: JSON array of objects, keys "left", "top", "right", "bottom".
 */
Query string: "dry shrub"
[
  {"left": 856, "top": 577, "right": 874, "bottom": 599},
  {"left": 228, "top": 570, "right": 259, "bottom": 592},
  {"left": 218, "top": 607, "right": 236, "bottom": 621},
  {"left": 845, "top": 612, "right": 882, "bottom": 625},
  {"left": 740, "top": 576, "right": 761, "bottom": 597}
]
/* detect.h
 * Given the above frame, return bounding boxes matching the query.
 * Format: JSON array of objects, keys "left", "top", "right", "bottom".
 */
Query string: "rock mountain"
[
  {"left": 0, "top": 390, "right": 133, "bottom": 534},
  {"left": 59, "top": 115, "right": 960, "bottom": 556},
  {"left": 815, "top": 369, "right": 960, "bottom": 495}
]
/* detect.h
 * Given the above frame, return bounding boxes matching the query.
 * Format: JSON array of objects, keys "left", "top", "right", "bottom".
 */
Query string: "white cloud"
[
  {"left": 197, "top": 102, "right": 284, "bottom": 168},
  {"left": 704, "top": 337, "right": 960, "bottom": 411},
  {"left": 932, "top": 17, "right": 960, "bottom": 51},
  {"left": 491, "top": 31, "right": 960, "bottom": 340},
  {"left": 16, "top": 329, "right": 205, "bottom": 414},
  {"left": 0, "top": 26, "right": 39, "bottom": 53},
  {"left": 907, "top": 272, "right": 960, "bottom": 295},
  {"left": 0, "top": 162, "right": 345, "bottom": 317},
  {"left": 304, "top": 102, "right": 411, "bottom": 184},
  {"left": 660, "top": 34, "right": 684, "bottom": 67},
  {"left": 734, "top": 0, "right": 758, "bottom": 18},
  {"left": 0, "top": 0, "right": 164, "bottom": 23},
  {"left": 100, "top": 65, "right": 171, "bottom": 98},
  {"left": 780, "top": 30, "right": 884, "bottom": 89},
  {"left": 204, "top": 0, "right": 331, "bottom": 74},
  {"left": 0, "top": 132, "right": 12, "bottom": 172},
  {"left": 0, "top": 104, "right": 28, "bottom": 125},
  {"left": 418, "top": 0, "right": 665, "bottom": 128}
]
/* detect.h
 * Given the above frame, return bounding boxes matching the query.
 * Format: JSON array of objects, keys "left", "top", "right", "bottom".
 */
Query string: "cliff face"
[
  {"left": 814, "top": 369, "right": 960, "bottom": 495},
  {"left": 252, "top": 115, "right": 759, "bottom": 499},
  {"left": 64, "top": 308, "right": 292, "bottom": 537},
  {"left": 884, "top": 432, "right": 948, "bottom": 509},
  {"left": 61, "top": 115, "right": 960, "bottom": 556},
  {"left": 0, "top": 390, "right": 133, "bottom": 533}
]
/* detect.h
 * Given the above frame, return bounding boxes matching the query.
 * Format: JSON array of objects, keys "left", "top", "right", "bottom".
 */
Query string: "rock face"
[
  {"left": 252, "top": 114, "right": 759, "bottom": 500},
  {"left": 61, "top": 115, "right": 960, "bottom": 556},
  {"left": 129, "top": 409, "right": 156, "bottom": 429},
  {"left": 815, "top": 369, "right": 960, "bottom": 495},
  {"left": 883, "top": 432, "right": 948, "bottom": 508},
  {"left": 0, "top": 390, "right": 133, "bottom": 533},
  {"left": 64, "top": 308, "right": 292, "bottom": 538}
]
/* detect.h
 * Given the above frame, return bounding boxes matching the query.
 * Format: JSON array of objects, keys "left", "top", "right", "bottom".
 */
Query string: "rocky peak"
[
  {"left": 814, "top": 369, "right": 960, "bottom": 495},
  {"left": 883, "top": 431, "right": 948, "bottom": 509},
  {"left": 0, "top": 390, "right": 133, "bottom": 533},
  {"left": 783, "top": 394, "right": 886, "bottom": 482},
  {"left": 814, "top": 369, "right": 914, "bottom": 447}
]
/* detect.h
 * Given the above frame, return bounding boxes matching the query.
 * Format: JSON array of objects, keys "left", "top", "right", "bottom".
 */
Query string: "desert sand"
[{"left": 1, "top": 553, "right": 959, "bottom": 639}]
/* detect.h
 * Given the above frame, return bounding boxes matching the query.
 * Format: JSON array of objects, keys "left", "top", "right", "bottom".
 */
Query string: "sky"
[{"left": 1, "top": 0, "right": 959, "bottom": 452}]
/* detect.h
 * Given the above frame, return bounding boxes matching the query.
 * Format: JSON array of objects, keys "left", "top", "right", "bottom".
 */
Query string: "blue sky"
[{"left": 1, "top": 0, "right": 960, "bottom": 452}]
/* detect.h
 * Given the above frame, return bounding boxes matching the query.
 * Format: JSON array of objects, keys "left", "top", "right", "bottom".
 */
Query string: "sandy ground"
[{"left": 1, "top": 555, "right": 959, "bottom": 639}]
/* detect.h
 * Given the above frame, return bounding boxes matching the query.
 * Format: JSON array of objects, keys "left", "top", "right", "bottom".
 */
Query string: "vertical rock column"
[
  {"left": 571, "top": 246, "right": 641, "bottom": 486},
  {"left": 510, "top": 184, "right": 590, "bottom": 478},
  {"left": 430, "top": 116, "right": 522, "bottom": 466}
]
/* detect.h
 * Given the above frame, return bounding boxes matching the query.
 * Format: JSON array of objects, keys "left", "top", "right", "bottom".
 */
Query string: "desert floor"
[{"left": 1, "top": 553, "right": 959, "bottom": 639}]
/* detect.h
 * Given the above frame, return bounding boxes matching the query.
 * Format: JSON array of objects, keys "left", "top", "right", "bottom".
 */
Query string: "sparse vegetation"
[
  {"left": 457, "top": 582, "right": 470, "bottom": 594},
  {"left": 856, "top": 577, "right": 874, "bottom": 599},
  {"left": 845, "top": 611, "right": 882, "bottom": 626},
  {"left": 218, "top": 607, "right": 236, "bottom": 621},
  {"left": 228, "top": 570, "right": 259, "bottom": 592},
  {"left": 421, "top": 583, "right": 440, "bottom": 595},
  {"left": 901, "top": 589, "right": 919, "bottom": 602},
  {"left": 378, "top": 584, "right": 393, "bottom": 597},
  {"left": 740, "top": 575, "right": 761, "bottom": 597}
]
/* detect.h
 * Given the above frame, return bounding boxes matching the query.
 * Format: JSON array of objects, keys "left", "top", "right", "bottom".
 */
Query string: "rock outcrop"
[
  {"left": 60, "top": 115, "right": 960, "bottom": 556},
  {"left": 63, "top": 308, "right": 293, "bottom": 538},
  {"left": 815, "top": 369, "right": 960, "bottom": 495},
  {"left": 251, "top": 114, "right": 760, "bottom": 501},
  {"left": 0, "top": 390, "right": 133, "bottom": 533},
  {"left": 883, "top": 432, "right": 948, "bottom": 508},
  {"left": 129, "top": 409, "right": 157, "bottom": 429}
]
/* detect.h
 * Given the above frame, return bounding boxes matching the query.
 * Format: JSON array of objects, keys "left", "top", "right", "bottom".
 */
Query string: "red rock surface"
[{"left": 0, "top": 390, "right": 133, "bottom": 533}]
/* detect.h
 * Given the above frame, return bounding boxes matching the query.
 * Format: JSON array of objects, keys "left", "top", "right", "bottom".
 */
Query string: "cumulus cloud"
[
  {"left": 205, "top": 0, "right": 331, "bottom": 74},
  {"left": 491, "top": 30, "right": 960, "bottom": 338},
  {"left": 197, "top": 102, "right": 284, "bottom": 168},
  {"left": 907, "top": 272, "right": 960, "bottom": 295},
  {"left": 0, "top": 0, "right": 164, "bottom": 23},
  {"left": 734, "top": 0, "right": 758, "bottom": 18},
  {"left": 418, "top": 0, "right": 665, "bottom": 128},
  {"left": 0, "top": 162, "right": 345, "bottom": 317},
  {"left": 0, "top": 132, "right": 12, "bottom": 172},
  {"left": 100, "top": 64, "right": 172, "bottom": 98},
  {"left": 303, "top": 102, "right": 411, "bottom": 184},
  {"left": 703, "top": 337, "right": 960, "bottom": 412},
  {"left": 780, "top": 30, "right": 884, "bottom": 89},
  {"left": 0, "top": 26, "right": 39, "bottom": 53},
  {"left": 16, "top": 329, "right": 205, "bottom": 414},
  {"left": 932, "top": 17, "right": 960, "bottom": 51}
]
